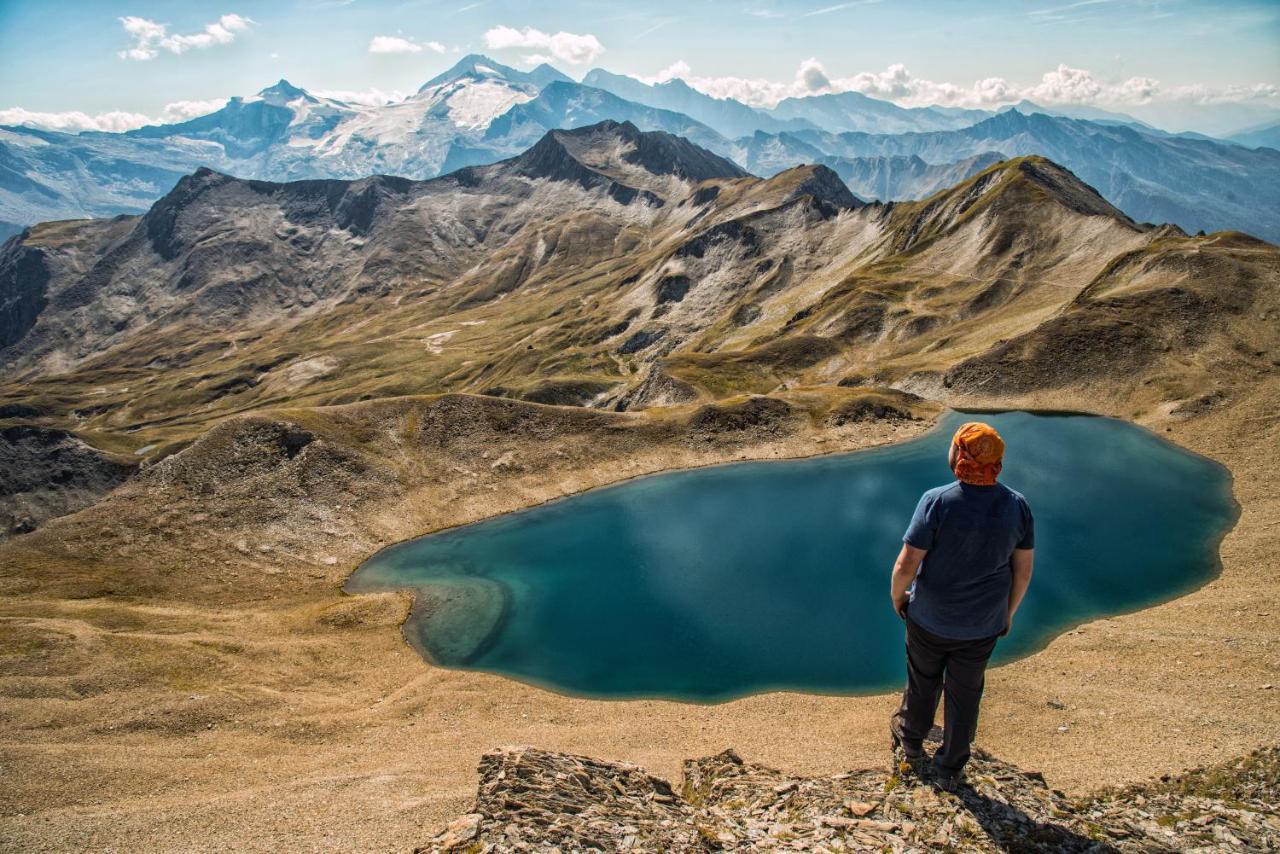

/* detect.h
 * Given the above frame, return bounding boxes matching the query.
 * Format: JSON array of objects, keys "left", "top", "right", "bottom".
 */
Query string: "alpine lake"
[{"left": 346, "top": 411, "right": 1236, "bottom": 702}]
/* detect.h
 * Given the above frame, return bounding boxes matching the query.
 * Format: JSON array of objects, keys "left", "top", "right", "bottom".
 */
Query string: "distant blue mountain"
[
  {"left": 582, "top": 69, "right": 994, "bottom": 138},
  {"left": 1229, "top": 120, "right": 1280, "bottom": 151},
  {"left": 581, "top": 68, "right": 815, "bottom": 138},
  {"left": 818, "top": 152, "right": 1006, "bottom": 202},
  {"left": 768, "top": 90, "right": 990, "bottom": 134},
  {"left": 483, "top": 81, "right": 731, "bottom": 157},
  {"left": 998, "top": 99, "right": 1153, "bottom": 129}
]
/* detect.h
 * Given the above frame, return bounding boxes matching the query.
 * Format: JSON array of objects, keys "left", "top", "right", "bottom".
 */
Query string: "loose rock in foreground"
[{"left": 421, "top": 743, "right": 1280, "bottom": 852}]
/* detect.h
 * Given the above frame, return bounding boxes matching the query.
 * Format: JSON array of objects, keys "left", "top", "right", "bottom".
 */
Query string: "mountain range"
[
  {"left": 3, "top": 120, "right": 1275, "bottom": 503},
  {"left": 2, "top": 54, "right": 1279, "bottom": 243}
]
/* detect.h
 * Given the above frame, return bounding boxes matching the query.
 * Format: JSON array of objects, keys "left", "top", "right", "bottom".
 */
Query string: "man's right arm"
[
  {"left": 891, "top": 543, "right": 927, "bottom": 619},
  {"left": 1005, "top": 548, "right": 1034, "bottom": 634}
]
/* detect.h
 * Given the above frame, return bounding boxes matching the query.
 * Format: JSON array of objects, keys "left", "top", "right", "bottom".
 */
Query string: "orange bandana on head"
[{"left": 951, "top": 421, "right": 1005, "bottom": 486}]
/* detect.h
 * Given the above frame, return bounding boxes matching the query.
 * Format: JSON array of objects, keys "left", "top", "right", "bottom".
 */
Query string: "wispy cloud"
[
  {"left": 636, "top": 18, "right": 678, "bottom": 38},
  {"left": 802, "top": 0, "right": 881, "bottom": 17},
  {"left": 368, "top": 35, "right": 445, "bottom": 54},
  {"left": 117, "top": 13, "right": 253, "bottom": 61},
  {"left": 1028, "top": 0, "right": 1117, "bottom": 20}
]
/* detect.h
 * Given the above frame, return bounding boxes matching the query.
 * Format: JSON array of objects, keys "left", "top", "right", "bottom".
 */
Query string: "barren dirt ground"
[{"left": 1, "top": 383, "right": 1277, "bottom": 852}]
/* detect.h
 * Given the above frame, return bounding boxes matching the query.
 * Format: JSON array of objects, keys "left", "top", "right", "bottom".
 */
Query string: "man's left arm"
[{"left": 890, "top": 544, "right": 927, "bottom": 619}]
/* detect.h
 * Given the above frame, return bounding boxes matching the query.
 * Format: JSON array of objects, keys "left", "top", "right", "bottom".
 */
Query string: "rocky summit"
[{"left": 423, "top": 742, "right": 1280, "bottom": 852}]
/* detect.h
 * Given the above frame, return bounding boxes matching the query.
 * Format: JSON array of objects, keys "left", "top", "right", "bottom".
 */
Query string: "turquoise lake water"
[{"left": 346, "top": 411, "right": 1236, "bottom": 702}]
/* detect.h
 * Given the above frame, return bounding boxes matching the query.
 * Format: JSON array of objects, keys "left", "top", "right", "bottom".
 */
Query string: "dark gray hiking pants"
[{"left": 891, "top": 616, "right": 999, "bottom": 774}]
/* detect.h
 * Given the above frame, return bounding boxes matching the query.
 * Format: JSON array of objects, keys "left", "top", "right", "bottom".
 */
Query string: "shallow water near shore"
[{"left": 347, "top": 411, "right": 1236, "bottom": 702}]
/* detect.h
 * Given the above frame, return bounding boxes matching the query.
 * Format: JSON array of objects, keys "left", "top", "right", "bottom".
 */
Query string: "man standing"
[{"left": 888, "top": 421, "right": 1035, "bottom": 789}]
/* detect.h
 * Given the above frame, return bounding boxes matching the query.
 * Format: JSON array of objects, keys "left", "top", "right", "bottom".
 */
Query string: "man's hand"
[
  {"left": 893, "top": 593, "right": 910, "bottom": 621},
  {"left": 890, "top": 543, "right": 927, "bottom": 622},
  {"left": 999, "top": 612, "right": 1012, "bottom": 637}
]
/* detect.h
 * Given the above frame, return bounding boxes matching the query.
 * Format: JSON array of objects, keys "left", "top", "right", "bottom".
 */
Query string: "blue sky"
[{"left": 1, "top": 0, "right": 1277, "bottom": 133}]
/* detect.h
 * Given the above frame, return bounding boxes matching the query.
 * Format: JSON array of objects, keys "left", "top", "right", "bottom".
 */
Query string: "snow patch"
[{"left": 443, "top": 79, "right": 535, "bottom": 130}]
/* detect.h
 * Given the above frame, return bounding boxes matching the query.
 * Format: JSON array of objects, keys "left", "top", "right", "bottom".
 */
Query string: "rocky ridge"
[
  {"left": 424, "top": 742, "right": 1280, "bottom": 852},
  {"left": 736, "top": 110, "right": 1280, "bottom": 240}
]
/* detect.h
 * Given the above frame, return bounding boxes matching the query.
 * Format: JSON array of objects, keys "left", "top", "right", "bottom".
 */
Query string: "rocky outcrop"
[
  {"left": 776, "top": 164, "right": 865, "bottom": 211},
  {"left": 0, "top": 237, "right": 48, "bottom": 351},
  {"left": 609, "top": 120, "right": 747, "bottom": 182},
  {"left": 422, "top": 743, "right": 1280, "bottom": 852},
  {"left": 0, "top": 425, "right": 136, "bottom": 537},
  {"left": 615, "top": 366, "right": 701, "bottom": 411}
]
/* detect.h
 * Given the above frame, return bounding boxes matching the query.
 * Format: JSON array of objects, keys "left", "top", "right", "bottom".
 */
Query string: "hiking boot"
[
  {"left": 889, "top": 719, "right": 924, "bottom": 762},
  {"left": 932, "top": 766, "right": 965, "bottom": 792}
]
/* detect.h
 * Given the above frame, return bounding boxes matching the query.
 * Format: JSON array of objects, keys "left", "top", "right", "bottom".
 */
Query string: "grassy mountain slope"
[{"left": 2, "top": 125, "right": 1274, "bottom": 471}]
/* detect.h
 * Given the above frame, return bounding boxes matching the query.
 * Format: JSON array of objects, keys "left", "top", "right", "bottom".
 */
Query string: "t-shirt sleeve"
[
  {"left": 1016, "top": 499, "right": 1035, "bottom": 550},
  {"left": 902, "top": 492, "right": 937, "bottom": 551}
]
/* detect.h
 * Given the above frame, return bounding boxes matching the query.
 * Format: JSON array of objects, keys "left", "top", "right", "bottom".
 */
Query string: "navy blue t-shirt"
[{"left": 902, "top": 481, "right": 1035, "bottom": 640}]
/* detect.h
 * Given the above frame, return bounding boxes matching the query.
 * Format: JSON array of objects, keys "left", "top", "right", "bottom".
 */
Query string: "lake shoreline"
[{"left": 350, "top": 409, "right": 1238, "bottom": 705}]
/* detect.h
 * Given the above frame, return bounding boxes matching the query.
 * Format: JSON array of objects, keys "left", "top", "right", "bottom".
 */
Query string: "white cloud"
[
  {"left": 368, "top": 35, "right": 445, "bottom": 54},
  {"left": 630, "top": 58, "right": 1280, "bottom": 112},
  {"left": 635, "top": 62, "right": 790, "bottom": 105},
  {"left": 118, "top": 13, "right": 253, "bottom": 61},
  {"left": 0, "top": 107, "right": 153, "bottom": 133},
  {"left": 1027, "top": 64, "right": 1103, "bottom": 103},
  {"left": 1113, "top": 77, "right": 1160, "bottom": 104},
  {"left": 1165, "top": 82, "right": 1280, "bottom": 105},
  {"left": 482, "top": 25, "right": 604, "bottom": 65},
  {"left": 640, "top": 60, "right": 692, "bottom": 85},
  {"left": 0, "top": 98, "right": 228, "bottom": 134},
  {"left": 312, "top": 87, "right": 409, "bottom": 106},
  {"left": 796, "top": 57, "right": 831, "bottom": 92},
  {"left": 161, "top": 99, "right": 229, "bottom": 121}
]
